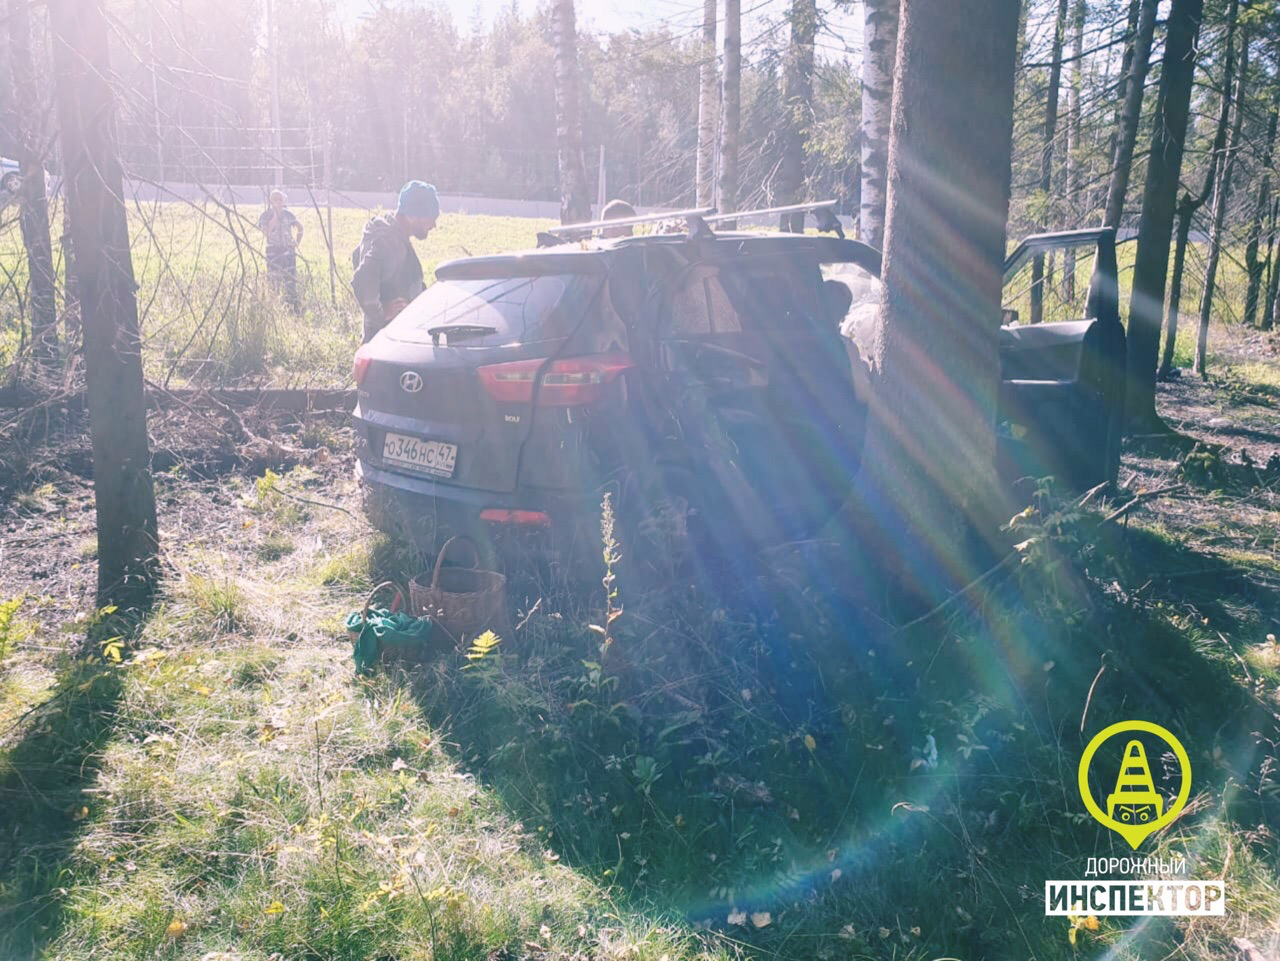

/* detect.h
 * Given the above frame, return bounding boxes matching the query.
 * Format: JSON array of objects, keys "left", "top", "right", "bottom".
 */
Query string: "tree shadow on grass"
[
  {"left": 0, "top": 659, "right": 123, "bottom": 960},
  {"left": 371, "top": 512, "right": 1280, "bottom": 958}
]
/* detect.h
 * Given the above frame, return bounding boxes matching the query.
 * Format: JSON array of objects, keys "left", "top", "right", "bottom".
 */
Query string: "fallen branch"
[{"left": 1101, "top": 484, "right": 1188, "bottom": 525}]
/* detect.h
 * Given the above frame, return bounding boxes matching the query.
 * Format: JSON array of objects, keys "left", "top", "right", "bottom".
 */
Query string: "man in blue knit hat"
[{"left": 352, "top": 180, "right": 440, "bottom": 342}]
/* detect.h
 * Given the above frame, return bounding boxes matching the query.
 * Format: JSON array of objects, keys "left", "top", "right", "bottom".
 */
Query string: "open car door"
[{"left": 997, "top": 228, "right": 1127, "bottom": 491}]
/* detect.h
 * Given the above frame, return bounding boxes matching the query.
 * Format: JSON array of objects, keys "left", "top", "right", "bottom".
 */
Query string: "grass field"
[
  {"left": 0, "top": 198, "right": 553, "bottom": 387},
  {"left": 1, "top": 197, "right": 1268, "bottom": 388},
  {"left": 2, "top": 361, "right": 1280, "bottom": 958}
]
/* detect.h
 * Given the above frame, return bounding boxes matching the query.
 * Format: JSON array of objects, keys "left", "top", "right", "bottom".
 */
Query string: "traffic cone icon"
[{"left": 1105, "top": 740, "right": 1164, "bottom": 847}]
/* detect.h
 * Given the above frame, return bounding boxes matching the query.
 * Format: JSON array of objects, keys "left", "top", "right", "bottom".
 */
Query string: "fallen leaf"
[
  {"left": 878, "top": 927, "right": 891, "bottom": 939},
  {"left": 727, "top": 910, "right": 747, "bottom": 926},
  {"left": 803, "top": 734, "right": 817, "bottom": 752},
  {"left": 264, "top": 901, "right": 285, "bottom": 916},
  {"left": 540, "top": 924, "right": 552, "bottom": 941},
  {"left": 166, "top": 919, "right": 188, "bottom": 938},
  {"left": 830, "top": 868, "right": 842, "bottom": 883},
  {"left": 751, "top": 912, "right": 772, "bottom": 928}
]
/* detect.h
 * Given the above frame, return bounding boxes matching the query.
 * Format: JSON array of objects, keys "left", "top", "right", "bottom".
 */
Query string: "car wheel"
[{"left": 1, "top": 172, "right": 20, "bottom": 194}]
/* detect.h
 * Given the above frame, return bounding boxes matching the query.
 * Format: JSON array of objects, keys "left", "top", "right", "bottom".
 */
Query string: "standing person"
[
  {"left": 352, "top": 180, "right": 440, "bottom": 343},
  {"left": 258, "top": 189, "right": 303, "bottom": 312}
]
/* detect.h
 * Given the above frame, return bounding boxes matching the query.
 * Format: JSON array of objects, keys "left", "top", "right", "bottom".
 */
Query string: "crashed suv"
[{"left": 352, "top": 207, "right": 1125, "bottom": 575}]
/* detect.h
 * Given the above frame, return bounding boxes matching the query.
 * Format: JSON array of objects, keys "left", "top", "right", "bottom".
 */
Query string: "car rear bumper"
[{"left": 356, "top": 458, "right": 601, "bottom": 553}]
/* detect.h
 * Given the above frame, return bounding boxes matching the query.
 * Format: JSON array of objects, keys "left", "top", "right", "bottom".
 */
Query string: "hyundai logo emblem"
[{"left": 400, "top": 371, "right": 423, "bottom": 393}]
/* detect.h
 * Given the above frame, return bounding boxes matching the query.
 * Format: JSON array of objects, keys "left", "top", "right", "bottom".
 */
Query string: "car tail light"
[
  {"left": 352, "top": 345, "right": 373, "bottom": 386},
  {"left": 477, "top": 353, "right": 633, "bottom": 406},
  {"left": 480, "top": 508, "right": 552, "bottom": 526}
]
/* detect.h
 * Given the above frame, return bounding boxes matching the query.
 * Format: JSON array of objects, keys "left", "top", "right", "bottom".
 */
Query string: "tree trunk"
[
  {"left": 1158, "top": 203, "right": 1194, "bottom": 377},
  {"left": 1194, "top": 30, "right": 1248, "bottom": 379},
  {"left": 49, "top": 0, "right": 159, "bottom": 609},
  {"left": 1103, "top": 0, "right": 1157, "bottom": 229},
  {"left": 1264, "top": 197, "right": 1280, "bottom": 331},
  {"left": 1124, "top": 0, "right": 1204, "bottom": 429},
  {"left": 1030, "top": 0, "right": 1069, "bottom": 325},
  {"left": 1244, "top": 92, "right": 1278, "bottom": 328},
  {"left": 776, "top": 0, "right": 816, "bottom": 232},
  {"left": 718, "top": 0, "right": 740, "bottom": 223},
  {"left": 695, "top": 0, "right": 718, "bottom": 208},
  {"left": 1159, "top": 0, "right": 1237, "bottom": 372},
  {"left": 857, "top": 0, "right": 1019, "bottom": 603},
  {"left": 552, "top": 0, "right": 591, "bottom": 224},
  {"left": 859, "top": 0, "right": 898, "bottom": 249},
  {"left": 1063, "top": 0, "right": 1086, "bottom": 303},
  {"left": 8, "top": 0, "right": 59, "bottom": 367}
]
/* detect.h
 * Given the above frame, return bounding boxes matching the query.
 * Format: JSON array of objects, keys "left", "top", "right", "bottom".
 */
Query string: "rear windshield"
[{"left": 385, "top": 275, "right": 594, "bottom": 346}]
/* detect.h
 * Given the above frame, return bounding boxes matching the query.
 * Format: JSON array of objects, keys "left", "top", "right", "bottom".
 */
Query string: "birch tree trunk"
[
  {"left": 695, "top": 0, "right": 718, "bottom": 209},
  {"left": 1103, "top": 0, "right": 1158, "bottom": 229},
  {"left": 856, "top": 0, "right": 1019, "bottom": 603},
  {"left": 859, "top": 0, "right": 898, "bottom": 249},
  {"left": 1244, "top": 92, "right": 1278, "bottom": 328},
  {"left": 8, "top": 0, "right": 59, "bottom": 367},
  {"left": 1125, "top": 0, "right": 1204, "bottom": 429},
  {"left": 776, "top": 0, "right": 816, "bottom": 232},
  {"left": 1194, "top": 31, "right": 1249, "bottom": 379},
  {"left": 552, "top": 0, "right": 591, "bottom": 224},
  {"left": 1063, "top": 0, "right": 1086, "bottom": 303},
  {"left": 1030, "top": 0, "right": 1069, "bottom": 325},
  {"left": 718, "top": 0, "right": 740, "bottom": 223},
  {"left": 49, "top": 0, "right": 160, "bottom": 609}
]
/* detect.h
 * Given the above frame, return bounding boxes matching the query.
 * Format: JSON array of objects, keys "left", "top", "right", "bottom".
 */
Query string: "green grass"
[
  {"left": 0, "top": 198, "right": 552, "bottom": 387},
  {"left": 3, "top": 459, "right": 1279, "bottom": 960}
]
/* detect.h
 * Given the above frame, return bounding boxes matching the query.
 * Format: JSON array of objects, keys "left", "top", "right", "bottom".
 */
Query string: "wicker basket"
[{"left": 409, "top": 536, "right": 509, "bottom": 647}]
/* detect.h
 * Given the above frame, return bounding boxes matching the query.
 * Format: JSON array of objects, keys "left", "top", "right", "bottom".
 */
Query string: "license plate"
[{"left": 381, "top": 432, "right": 458, "bottom": 478}]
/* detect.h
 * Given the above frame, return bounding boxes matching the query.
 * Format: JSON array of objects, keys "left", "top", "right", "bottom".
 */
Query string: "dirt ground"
[{"left": 2, "top": 350, "right": 1277, "bottom": 635}]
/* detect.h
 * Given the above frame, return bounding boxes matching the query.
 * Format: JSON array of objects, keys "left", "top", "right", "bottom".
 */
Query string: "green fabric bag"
[{"left": 347, "top": 582, "right": 433, "bottom": 674}]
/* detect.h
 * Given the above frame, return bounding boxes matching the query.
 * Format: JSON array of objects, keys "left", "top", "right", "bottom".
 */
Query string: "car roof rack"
[
  {"left": 538, "top": 206, "right": 717, "bottom": 247},
  {"left": 703, "top": 200, "right": 846, "bottom": 238}
]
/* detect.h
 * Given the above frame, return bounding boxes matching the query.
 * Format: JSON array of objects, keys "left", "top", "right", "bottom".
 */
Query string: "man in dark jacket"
[{"left": 352, "top": 181, "right": 440, "bottom": 342}]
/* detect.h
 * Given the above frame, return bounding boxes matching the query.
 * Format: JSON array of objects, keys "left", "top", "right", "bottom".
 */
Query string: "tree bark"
[
  {"left": 1194, "top": 29, "right": 1248, "bottom": 379},
  {"left": 1159, "top": 208, "right": 1195, "bottom": 377},
  {"left": 49, "top": 0, "right": 160, "bottom": 609},
  {"left": 1158, "top": 0, "right": 1237, "bottom": 378},
  {"left": 1063, "top": 0, "right": 1086, "bottom": 303},
  {"left": 1244, "top": 91, "right": 1278, "bottom": 328},
  {"left": 857, "top": 0, "right": 1019, "bottom": 603},
  {"left": 8, "top": 0, "right": 59, "bottom": 367},
  {"left": 1030, "top": 0, "right": 1069, "bottom": 325},
  {"left": 552, "top": 0, "right": 591, "bottom": 224},
  {"left": 776, "top": 0, "right": 816, "bottom": 232},
  {"left": 1124, "top": 0, "right": 1204, "bottom": 429},
  {"left": 1103, "top": 0, "right": 1157, "bottom": 229},
  {"left": 718, "top": 0, "right": 740, "bottom": 223},
  {"left": 859, "top": 0, "right": 898, "bottom": 249},
  {"left": 1263, "top": 197, "right": 1280, "bottom": 331},
  {"left": 695, "top": 0, "right": 718, "bottom": 208}
]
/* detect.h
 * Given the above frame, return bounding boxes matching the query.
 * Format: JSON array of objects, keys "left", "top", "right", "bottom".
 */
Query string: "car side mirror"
[{"left": 1002, "top": 308, "right": 1020, "bottom": 326}]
